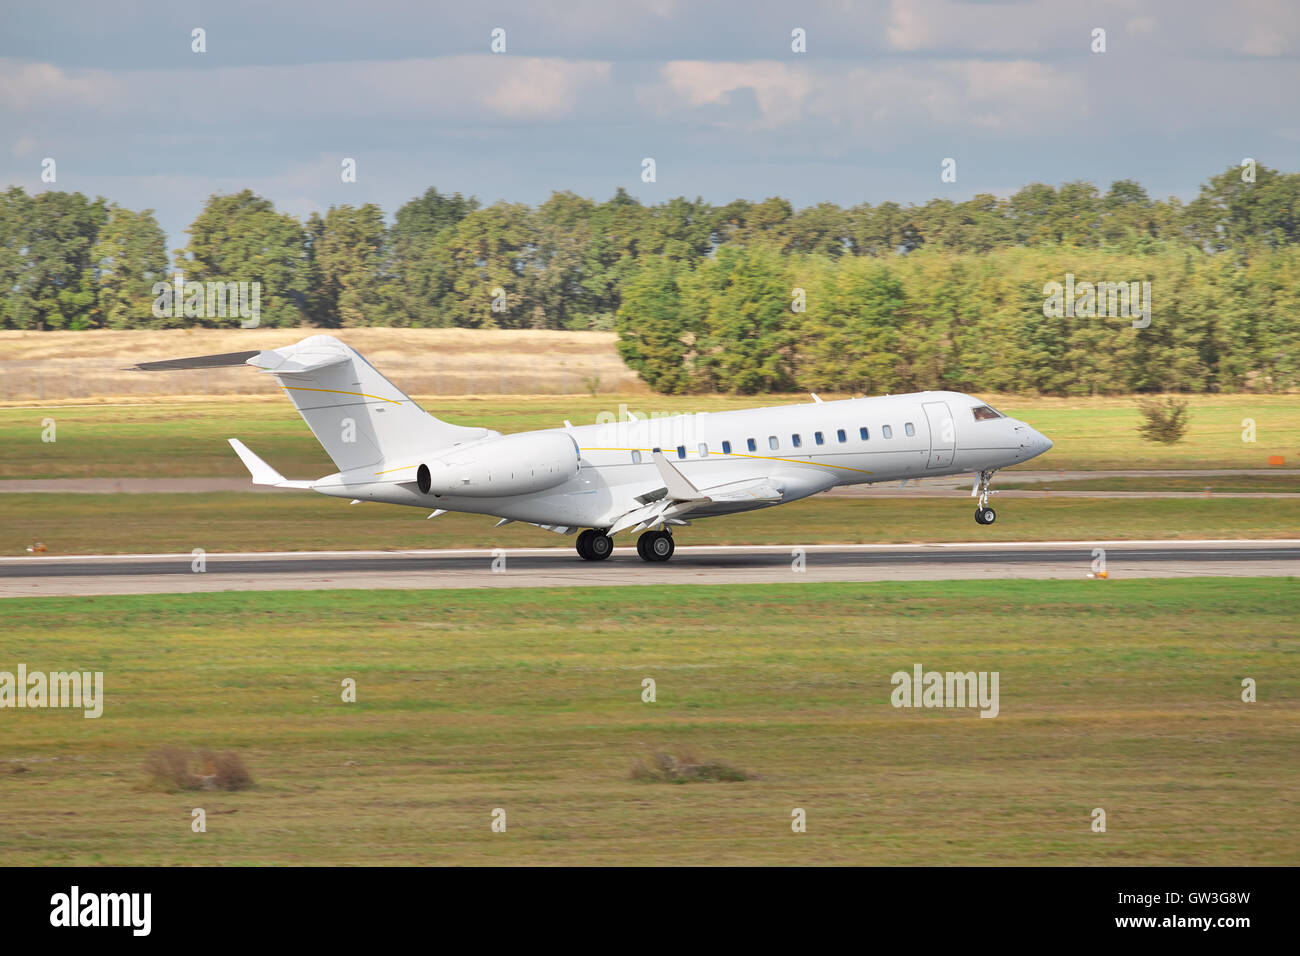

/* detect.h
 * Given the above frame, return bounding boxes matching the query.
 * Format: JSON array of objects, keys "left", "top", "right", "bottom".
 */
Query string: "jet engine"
[{"left": 416, "top": 431, "right": 580, "bottom": 498}]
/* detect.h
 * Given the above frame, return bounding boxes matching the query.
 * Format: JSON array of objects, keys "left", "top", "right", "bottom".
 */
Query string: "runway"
[{"left": 1, "top": 540, "right": 1295, "bottom": 597}]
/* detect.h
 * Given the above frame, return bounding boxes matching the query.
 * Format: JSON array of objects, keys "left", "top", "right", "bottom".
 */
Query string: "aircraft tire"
[
  {"left": 639, "top": 530, "right": 675, "bottom": 562},
  {"left": 587, "top": 532, "right": 614, "bottom": 560}
]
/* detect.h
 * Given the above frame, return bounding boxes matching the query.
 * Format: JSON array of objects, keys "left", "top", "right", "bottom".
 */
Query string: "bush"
[
  {"left": 630, "top": 751, "right": 751, "bottom": 784},
  {"left": 143, "top": 747, "right": 253, "bottom": 791},
  {"left": 1136, "top": 396, "right": 1190, "bottom": 444}
]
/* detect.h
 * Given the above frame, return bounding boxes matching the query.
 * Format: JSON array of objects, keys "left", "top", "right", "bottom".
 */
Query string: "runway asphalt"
[{"left": 1, "top": 540, "right": 1295, "bottom": 597}]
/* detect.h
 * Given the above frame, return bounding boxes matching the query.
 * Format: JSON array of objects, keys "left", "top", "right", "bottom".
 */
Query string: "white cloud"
[
  {"left": 0, "top": 59, "right": 122, "bottom": 111},
  {"left": 480, "top": 58, "right": 612, "bottom": 119},
  {"left": 651, "top": 61, "right": 814, "bottom": 129},
  {"left": 642, "top": 58, "right": 1084, "bottom": 135},
  {"left": 0, "top": 55, "right": 613, "bottom": 123}
]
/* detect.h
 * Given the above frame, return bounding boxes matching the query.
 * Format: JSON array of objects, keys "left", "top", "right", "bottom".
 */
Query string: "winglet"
[
  {"left": 651, "top": 451, "right": 708, "bottom": 502},
  {"left": 228, "top": 439, "right": 314, "bottom": 489}
]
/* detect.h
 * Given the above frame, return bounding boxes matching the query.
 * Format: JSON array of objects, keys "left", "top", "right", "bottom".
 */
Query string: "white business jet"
[{"left": 134, "top": 334, "right": 1053, "bottom": 562}]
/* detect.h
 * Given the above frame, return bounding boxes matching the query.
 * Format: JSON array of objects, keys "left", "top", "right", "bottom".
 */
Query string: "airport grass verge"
[
  {"left": 1, "top": 392, "right": 1297, "bottom": 480},
  {"left": 3, "top": 492, "right": 1297, "bottom": 554},
  {"left": 0, "top": 578, "right": 1295, "bottom": 865}
]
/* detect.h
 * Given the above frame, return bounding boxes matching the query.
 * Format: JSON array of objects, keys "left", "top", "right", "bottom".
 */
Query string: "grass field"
[
  {"left": 0, "top": 327, "right": 645, "bottom": 401},
  {"left": 0, "top": 579, "right": 1294, "bottom": 865},
  {"left": 1, "top": 393, "right": 1297, "bottom": 480},
  {"left": 3, "top": 493, "right": 1297, "bottom": 554},
  {"left": 1001, "top": 475, "right": 1300, "bottom": 493}
]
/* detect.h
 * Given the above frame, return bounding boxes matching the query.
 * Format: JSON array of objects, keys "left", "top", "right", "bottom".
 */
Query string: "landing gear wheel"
[
  {"left": 972, "top": 469, "right": 999, "bottom": 527},
  {"left": 577, "top": 529, "right": 614, "bottom": 560},
  {"left": 637, "top": 530, "right": 675, "bottom": 562},
  {"left": 587, "top": 531, "right": 614, "bottom": 560}
]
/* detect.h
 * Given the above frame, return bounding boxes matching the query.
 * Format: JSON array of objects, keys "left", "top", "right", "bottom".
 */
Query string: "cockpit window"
[{"left": 971, "top": 405, "right": 1003, "bottom": 421}]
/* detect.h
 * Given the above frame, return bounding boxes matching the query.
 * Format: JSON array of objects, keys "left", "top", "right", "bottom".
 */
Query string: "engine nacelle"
[{"left": 416, "top": 431, "right": 580, "bottom": 498}]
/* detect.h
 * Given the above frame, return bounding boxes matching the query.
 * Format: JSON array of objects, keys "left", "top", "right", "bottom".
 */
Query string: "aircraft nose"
[{"left": 1015, "top": 423, "right": 1053, "bottom": 459}]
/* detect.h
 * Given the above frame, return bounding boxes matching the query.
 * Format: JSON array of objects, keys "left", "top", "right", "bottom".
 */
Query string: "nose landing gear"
[{"left": 973, "top": 469, "right": 998, "bottom": 525}]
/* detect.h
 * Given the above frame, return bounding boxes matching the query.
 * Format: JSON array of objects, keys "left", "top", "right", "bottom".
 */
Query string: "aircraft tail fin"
[{"left": 246, "top": 335, "right": 491, "bottom": 474}]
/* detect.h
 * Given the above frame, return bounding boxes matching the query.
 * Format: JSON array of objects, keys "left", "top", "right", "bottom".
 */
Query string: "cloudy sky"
[{"left": 3, "top": 0, "right": 1298, "bottom": 248}]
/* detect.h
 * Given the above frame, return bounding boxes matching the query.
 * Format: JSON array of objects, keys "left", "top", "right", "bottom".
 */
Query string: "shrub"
[{"left": 1136, "top": 396, "right": 1190, "bottom": 444}]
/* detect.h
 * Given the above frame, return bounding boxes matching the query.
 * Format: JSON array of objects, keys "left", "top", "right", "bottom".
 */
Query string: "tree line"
[{"left": 1, "top": 164, "right": 1297, "bottom": 393}]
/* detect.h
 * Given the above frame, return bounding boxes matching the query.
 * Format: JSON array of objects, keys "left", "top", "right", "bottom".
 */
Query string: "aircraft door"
[{"left": 923, "top": 401, "right": 956, "bottom": 468}]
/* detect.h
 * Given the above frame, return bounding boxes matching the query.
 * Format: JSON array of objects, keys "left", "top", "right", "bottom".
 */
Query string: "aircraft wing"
[{"left": 608, "top": 453, "right": 783, "bottom": 535}]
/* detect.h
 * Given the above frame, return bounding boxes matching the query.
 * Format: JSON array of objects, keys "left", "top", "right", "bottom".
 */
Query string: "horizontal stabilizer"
[
  {"left": 126, "top": 350, "right": 260, "bottom": 372},
  {"left": 246, "top": 348, "right": 348, "bottom": 375},
  {"left": 228, "top": 439, "right": 314, "bottom": 489}
]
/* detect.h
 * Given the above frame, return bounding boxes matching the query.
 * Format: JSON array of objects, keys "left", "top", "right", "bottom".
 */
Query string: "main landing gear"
[
  {"left": 575, "top": 528, "right": 678, "bottom": 562},
  {"left": 636, "top": 529, "right": 675, "bottom": 562},
  {"left": 973, "top": 468, "right": 998, "bottom": 525},
  {"left": 575, "top": 529, "right": 614, "bottom": 560}
]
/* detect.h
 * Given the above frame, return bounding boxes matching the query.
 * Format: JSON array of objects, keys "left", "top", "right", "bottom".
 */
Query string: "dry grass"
[
  {"left": 1, "top": 581, "right": 1295, "bottom": 865},
  {"left": 0, "top": 328, "right": 647, "bottom": 401},
  {"left": 631, "top": 751, "right": 753, "bottom": 783},
  {"left": 143, "top": 747, "right": 253, "bottom": 792}
]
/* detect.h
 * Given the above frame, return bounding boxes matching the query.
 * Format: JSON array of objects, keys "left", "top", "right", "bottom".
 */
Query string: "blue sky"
[{"left": 3, "top": 0, "right": 1298, "bottom": 249}]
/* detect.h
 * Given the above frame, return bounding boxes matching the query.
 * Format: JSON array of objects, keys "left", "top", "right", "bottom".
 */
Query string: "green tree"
[
  {"left": 8, "top": 191, "right": 107, "bottom": 329},
  {"left": 0, "top": 187, "right": 32, "bottom": 328},
  {"left": 312, "top": 203, "right": 392, "bottom": 327},
  {"left": 437, "top": 202, "right": 536, "bottom": 328},
  {"left": 176, "top": 190, "right": 310, "bottom": 327},
  {"left": 93, "top": 204, "right": 169, "bottom": 328},
  {"left": 687, "top": 245, "right": 796, "bottom": 393},
  {"left": 614, "top": 257, "right": 694, "bottom": 393},
  {"left": 389, "top": 187, "right": 479, "bottom": 325}
]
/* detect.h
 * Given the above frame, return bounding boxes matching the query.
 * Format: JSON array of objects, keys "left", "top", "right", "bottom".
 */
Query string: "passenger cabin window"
[
  {"left": 631, "top": 450, "right": 642, "bottom": 464},
  {"left": 698, "top": 442, "right": 709, "bottom": 458},
  {"left": 859, "top": 426, "right": 869, "bottom": 440},
  {"left": 837, "top": 429, "right": 847, "bottom": 443},
  {"left": 676, "top": 444, "right": 686, "bottom": 459},
  {"left": 722, "top": 440, "right": 732, "bottom": 454},
  {"left": 791, "top": 434, "right": 802, "bottom": 448},
  {"left": 972, "top": 405, "right": 1003, "bottom": 421},
  {"left": 814, "top": 431, "right": 825, "bottom": 445},
  {"left": 904, "top": 422, "right": 916, "bottom": 437},
  {"left": 747, "top": 438, "right": 757, "bottom": 452},
  {"left": 882, "top": 425, "right": 893, "bottom": 439},
  {"left": 768, "top": 436, "right": 779, "bottom": 450}
]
